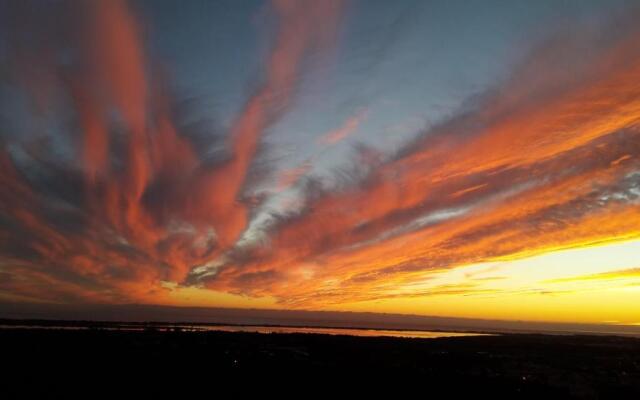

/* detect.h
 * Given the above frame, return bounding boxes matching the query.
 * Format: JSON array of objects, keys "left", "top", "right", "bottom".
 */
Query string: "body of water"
[
  {"left": 195, "top": 325, "right": 490, "bottom": 338},
  {"left": 0, "top": 322, "right": 489, "bottom": 338}
]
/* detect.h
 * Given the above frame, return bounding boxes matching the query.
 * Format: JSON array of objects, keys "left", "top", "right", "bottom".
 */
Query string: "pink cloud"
[{"left": 318, "top": 108, "right": 368, "bottom": 145}]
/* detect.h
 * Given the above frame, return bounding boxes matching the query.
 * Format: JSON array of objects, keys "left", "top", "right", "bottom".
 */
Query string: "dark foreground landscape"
[{"left": 2, "top": 324, "right": 640, "bottom": 398}]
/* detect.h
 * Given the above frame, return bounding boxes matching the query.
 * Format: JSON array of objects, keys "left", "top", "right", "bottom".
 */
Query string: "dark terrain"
[{"left": 2, "top": 323, "right": 640, "bottom": 398}]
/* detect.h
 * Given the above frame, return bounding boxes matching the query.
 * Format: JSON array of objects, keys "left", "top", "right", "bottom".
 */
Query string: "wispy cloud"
[
  {"left": 318, "top": 107, "right": 368, "bottom": 145},
  {"left": 546, "top": 268, "right": 640, "bottom": 284},
  {"left": 276, "top": 160, "right": 313, "bottom": 191}
]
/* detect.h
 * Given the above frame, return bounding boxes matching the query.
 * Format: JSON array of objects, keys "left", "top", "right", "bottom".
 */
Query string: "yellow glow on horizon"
[
  {"left": 161, "top": 239, "right": 640, "bottom": 325},
  {"left": 321, "top": 239, "right": 640, "bottom": 324},
  {"left": 162, "top": 285, "right": 278, "bottom": 309}
]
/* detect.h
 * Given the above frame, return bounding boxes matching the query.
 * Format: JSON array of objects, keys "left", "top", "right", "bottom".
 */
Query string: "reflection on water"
[
  {"left": 199, "top": 325, "right": 488, "bottom": 338},
  {"left": 0, "top": 323, "right": 489, "bottom": 338}
]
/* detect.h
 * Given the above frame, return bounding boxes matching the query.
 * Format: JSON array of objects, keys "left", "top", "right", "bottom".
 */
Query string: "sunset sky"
[{"left": 0, "top": 0, "right": 639, "bottom": 325}]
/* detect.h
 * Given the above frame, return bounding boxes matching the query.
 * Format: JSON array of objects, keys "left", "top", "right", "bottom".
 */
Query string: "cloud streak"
[{"left": 318, "top": 107, "right": 368, "bottom": 145}]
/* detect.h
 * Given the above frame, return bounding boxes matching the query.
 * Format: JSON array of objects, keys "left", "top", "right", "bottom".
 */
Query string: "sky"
[{"left": 0, "top": 0, "right": 639, "bottom": 326}]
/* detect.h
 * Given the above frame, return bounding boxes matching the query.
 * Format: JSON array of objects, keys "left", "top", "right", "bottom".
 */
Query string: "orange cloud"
[
  {"left": 318, "top": 108, "right": 368, "bottom": 145},
  {"left": 199, "top": 13, "right": 640, "bottom": 308},
  {"left": 277, "top": 161, "right": 313, "bottom": 191},
  {"left": 0, "top": 0, "right": 345, "bottom": 304}
]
